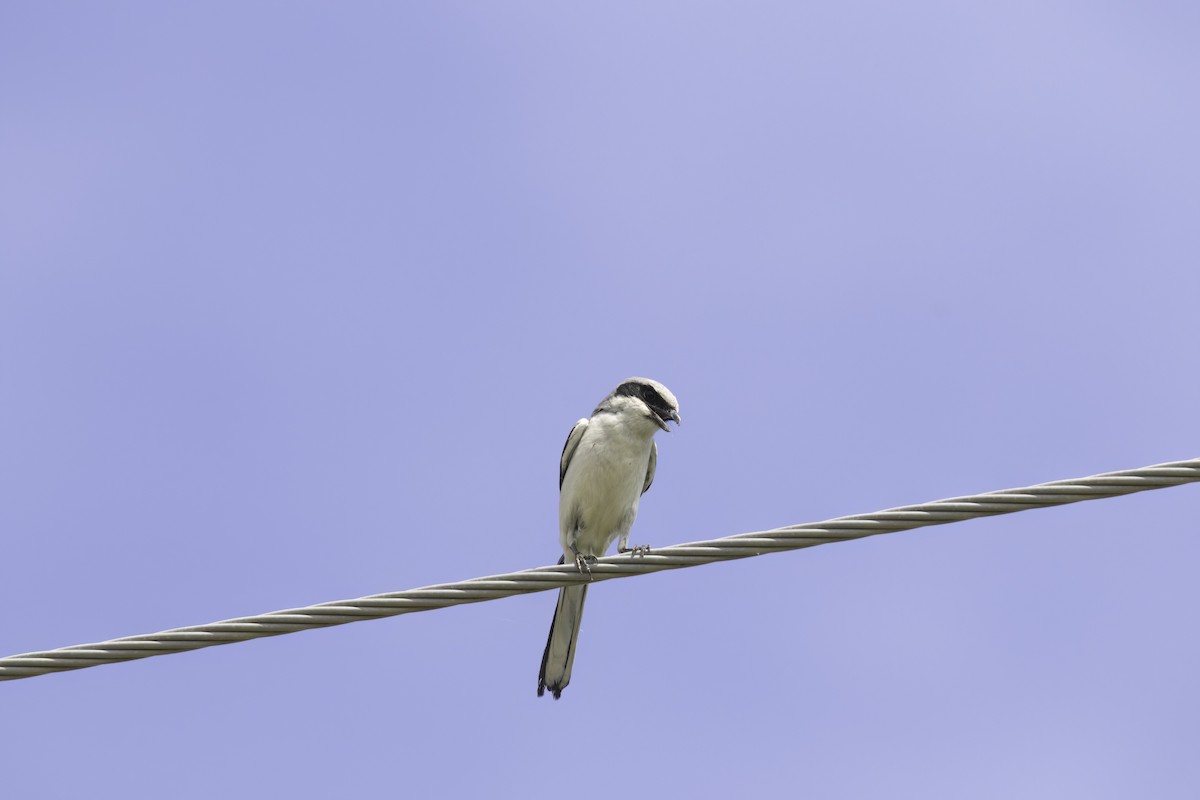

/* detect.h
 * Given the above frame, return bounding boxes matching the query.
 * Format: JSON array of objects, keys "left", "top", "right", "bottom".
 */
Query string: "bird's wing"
[
  {"left": 559, "top": 418, "right": 589, "bottom": 489},
  {"left": 642, "top": 440, "right": 658, "bottom": 494}
]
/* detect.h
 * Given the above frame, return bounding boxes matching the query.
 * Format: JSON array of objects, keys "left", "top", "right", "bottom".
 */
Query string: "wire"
[{"left": 2, "top": 457, "right": 1197, "bottom": 682}]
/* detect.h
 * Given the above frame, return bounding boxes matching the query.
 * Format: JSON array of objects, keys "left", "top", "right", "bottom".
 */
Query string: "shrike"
[{"left": 538, "top": 377, "right": 681, "bottom": 699}]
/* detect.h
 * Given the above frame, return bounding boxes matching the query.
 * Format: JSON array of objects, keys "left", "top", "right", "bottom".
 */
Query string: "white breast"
[{"left": 558, "top": 413, "right": 655, "bottom": 558}]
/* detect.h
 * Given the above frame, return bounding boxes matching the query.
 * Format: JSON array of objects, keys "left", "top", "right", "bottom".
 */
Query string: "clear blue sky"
[{"left": 3, "top": 3, "right": 1198, "bottom": 797}]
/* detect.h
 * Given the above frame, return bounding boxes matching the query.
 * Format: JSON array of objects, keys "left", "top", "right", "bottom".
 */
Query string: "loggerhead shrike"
[{"left": 538, "top": 377, "right": 681, "bottom": 699}]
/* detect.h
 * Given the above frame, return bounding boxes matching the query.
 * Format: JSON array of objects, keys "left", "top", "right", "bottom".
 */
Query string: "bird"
[{"left": 538, "top": 377, "right": 681, "bottom": 699}]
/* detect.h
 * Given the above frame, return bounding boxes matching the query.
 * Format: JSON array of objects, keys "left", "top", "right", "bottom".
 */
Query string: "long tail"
[{"left": 538, "top": 582, "right": 588, "bottom": 699}]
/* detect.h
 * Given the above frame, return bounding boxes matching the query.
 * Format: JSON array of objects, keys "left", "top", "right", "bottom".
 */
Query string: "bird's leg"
[
  {"left": 566, "top": 525, "right": 594, "bottom": 576},
  {"left": 569, "top": 545, "right": 596, "bottom": 576}
]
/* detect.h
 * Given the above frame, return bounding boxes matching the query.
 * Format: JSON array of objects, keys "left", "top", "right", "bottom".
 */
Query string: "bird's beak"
[{"left": 653, "top": 409, "right": 682, "bottom": 432}]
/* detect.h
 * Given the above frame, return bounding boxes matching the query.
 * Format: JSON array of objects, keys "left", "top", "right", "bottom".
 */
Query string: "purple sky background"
[{"left": 3, "top": 3, "right": 1199, "bottom": 797}]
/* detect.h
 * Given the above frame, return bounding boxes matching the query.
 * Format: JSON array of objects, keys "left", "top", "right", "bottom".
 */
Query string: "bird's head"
[{"left": 606, "top": 377, "right": 682, "bottom": 432}]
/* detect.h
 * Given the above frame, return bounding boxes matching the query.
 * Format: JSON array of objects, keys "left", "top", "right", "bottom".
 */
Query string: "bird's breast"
[{"left": 558, "top": 424, "right": 653, "bottom": 554}]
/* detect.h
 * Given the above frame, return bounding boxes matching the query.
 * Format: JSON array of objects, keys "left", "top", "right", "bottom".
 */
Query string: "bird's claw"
[
  {"left": 620, "top": 545, "right": 651, "bottom": 558},
  {"left": 573, "top": 553, "right": 597, "bottom": 575}
]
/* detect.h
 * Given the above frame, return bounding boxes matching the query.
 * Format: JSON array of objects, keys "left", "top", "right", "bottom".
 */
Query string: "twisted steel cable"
[{"left": 3, "top": 457, "right": 1197, "bottom": 682}]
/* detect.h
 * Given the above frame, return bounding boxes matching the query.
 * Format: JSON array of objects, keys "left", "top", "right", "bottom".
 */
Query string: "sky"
[{"left": 2, "top": 2, "right": 1199, "bottom": 797}]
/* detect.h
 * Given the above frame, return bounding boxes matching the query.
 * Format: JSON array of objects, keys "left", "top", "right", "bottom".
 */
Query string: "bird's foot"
[
  {"left": 619, "top": 544, "right": 652, "bottom": 557},
  {"left": 573, "top": 552, "right": 597, "bottom": 575}
]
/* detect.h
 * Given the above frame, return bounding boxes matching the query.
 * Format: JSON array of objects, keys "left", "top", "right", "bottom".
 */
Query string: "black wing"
[
  {"left": 559, "top": 418, "right": 589, "bottom": 489},
  {"left": 642, "top": 441, "right": 657, "bottom": 494}
]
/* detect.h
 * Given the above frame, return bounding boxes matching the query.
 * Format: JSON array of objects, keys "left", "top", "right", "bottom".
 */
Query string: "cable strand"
[{"left": 2, "top": 457, "right": 1197, "bottom": 681}]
